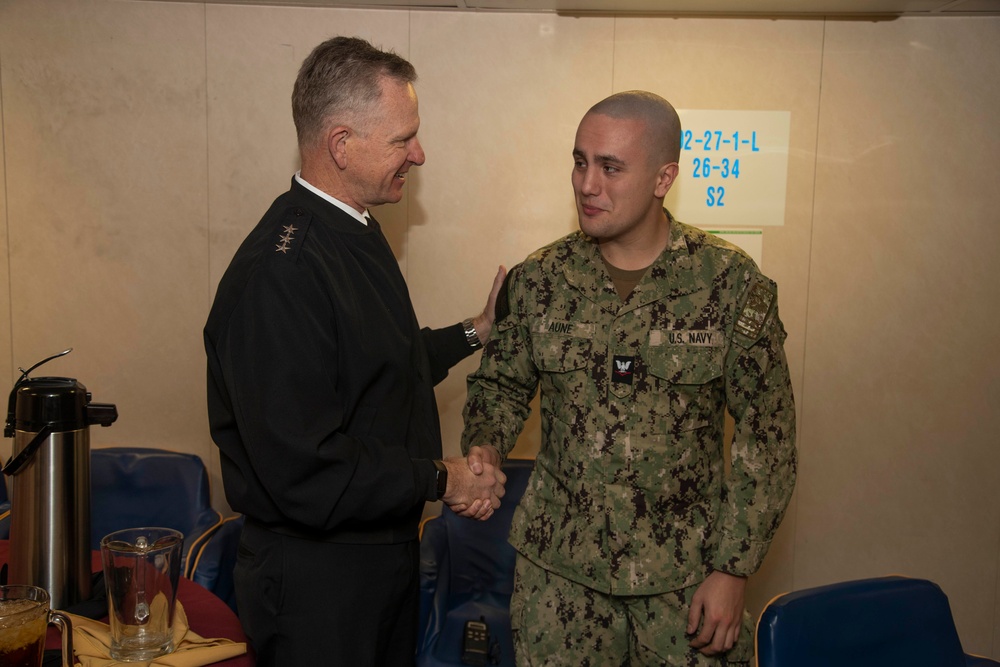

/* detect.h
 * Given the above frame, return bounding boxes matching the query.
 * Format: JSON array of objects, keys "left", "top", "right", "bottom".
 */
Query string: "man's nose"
[
  {"left": 409, "top": 138, "right": 426, "bottom": 166},
  {"left": 579, "top": 167, "right": 600, "bottom": 195}
]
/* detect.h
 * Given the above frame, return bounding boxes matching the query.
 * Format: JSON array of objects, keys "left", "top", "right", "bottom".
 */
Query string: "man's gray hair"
[
  {"left": 587, "top": 91, "right": 682, "bottom": 165},
  {"left": 292, "top": 36, "right": 417, "bottom": 149}
]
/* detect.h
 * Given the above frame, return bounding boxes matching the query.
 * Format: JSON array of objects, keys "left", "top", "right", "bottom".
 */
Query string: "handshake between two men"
[{"left": 440, "top": 444, "right": 506, "bottom": 521}]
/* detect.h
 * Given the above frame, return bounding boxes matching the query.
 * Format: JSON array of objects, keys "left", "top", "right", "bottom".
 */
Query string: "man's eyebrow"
[
  {"left": 573, "top": 149, "right": 627, "bottom": 166},
  {"left": 391, "top": 122, "right": 420, "bottom": 143}
]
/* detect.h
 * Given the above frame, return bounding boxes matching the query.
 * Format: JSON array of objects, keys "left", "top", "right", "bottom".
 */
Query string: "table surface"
[{"left": 0, "top": 540, "right": 254, "bottom": 667}]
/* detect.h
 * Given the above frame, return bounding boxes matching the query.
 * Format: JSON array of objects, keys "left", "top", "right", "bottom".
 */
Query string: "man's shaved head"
[{"left": 586, "top": 91, "right": 681, "bottom": 166}]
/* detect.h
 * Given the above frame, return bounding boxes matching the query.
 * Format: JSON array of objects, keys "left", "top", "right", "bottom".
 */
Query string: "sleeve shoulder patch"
[{"left": 734, "top": 279, "right": 776, "bottom": 344}]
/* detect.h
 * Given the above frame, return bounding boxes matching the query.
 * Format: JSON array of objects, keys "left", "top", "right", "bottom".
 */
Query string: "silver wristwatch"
[{"left": 462, "top": 318, "right": 482, "bottom": 350}]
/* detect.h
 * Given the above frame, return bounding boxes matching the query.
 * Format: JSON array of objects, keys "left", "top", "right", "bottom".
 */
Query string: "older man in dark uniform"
[{"left": 205, "top": 36, "right": 505, "bottom": 666}]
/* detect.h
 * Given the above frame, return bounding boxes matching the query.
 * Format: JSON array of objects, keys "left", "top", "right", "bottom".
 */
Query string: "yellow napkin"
[{"left": 68, "top": 600, "right": 247, "bottom": 667}]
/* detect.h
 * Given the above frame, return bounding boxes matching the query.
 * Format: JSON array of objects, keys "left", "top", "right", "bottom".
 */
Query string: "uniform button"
[{"left": 293, "top": 207, "right": 305, "bottom": 216}]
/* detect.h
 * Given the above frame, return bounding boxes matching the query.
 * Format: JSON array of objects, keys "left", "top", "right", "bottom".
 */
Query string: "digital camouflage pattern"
[
  {"left": 510, "top": 554, "right": 753, "bottom": 666},
  {"left": 462, "top": 213, "right": 797, "bottom": 596}
]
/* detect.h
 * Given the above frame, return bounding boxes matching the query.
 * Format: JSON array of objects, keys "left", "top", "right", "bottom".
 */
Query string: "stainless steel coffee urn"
[{"left": 2, "top": 349, "right": 118, "bottom": 609}]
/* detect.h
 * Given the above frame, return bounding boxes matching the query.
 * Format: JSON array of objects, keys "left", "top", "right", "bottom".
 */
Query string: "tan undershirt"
[{"left": 602, "top": 256, "right": 650, "bottom": 302}]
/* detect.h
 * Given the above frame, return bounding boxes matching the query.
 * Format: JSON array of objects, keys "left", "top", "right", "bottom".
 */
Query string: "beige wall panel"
[
  {"left": 408, "top": 12, "right": 615, "bottom": 461},
  {"left": 801, "top": 17, "right": 1000, "bottom": 656},
  {"left": 612, "top": 17, "right": 824, "bottom": 615},
  {"left": 205, "top": 4, "right": 413, "bottom": 297},
  {"left": 0, "top": 1, "right": 212, "bottom": 465},
  {"left": 0, "top": 39, "right": 11, "bottom": 462},
  {"left": 204, "top": 4, "right": 411, "bottom": 508}
]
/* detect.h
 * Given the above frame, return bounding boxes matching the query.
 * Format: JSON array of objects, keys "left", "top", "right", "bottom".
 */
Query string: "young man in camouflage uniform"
[{"left": 461, "top": 91, "right": 797, "bottom": 666}]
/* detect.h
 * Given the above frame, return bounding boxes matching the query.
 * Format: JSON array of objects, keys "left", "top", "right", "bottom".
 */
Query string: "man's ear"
[
  {"left": 327, "top": 126, "right": 351, "bottom": 169},
  {"left": 654, "top": 162, "right": 680, "bottom": 199}
]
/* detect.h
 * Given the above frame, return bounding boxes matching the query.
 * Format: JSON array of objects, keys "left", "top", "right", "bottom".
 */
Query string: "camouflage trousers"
[{"left": 509, "top": 554, "right": 753, "bottom": 667}]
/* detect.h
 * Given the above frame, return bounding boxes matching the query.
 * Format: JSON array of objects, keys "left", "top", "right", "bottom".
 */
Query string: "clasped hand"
[{"left": 442, "top": 445, "right": 505, "bottom": 521}]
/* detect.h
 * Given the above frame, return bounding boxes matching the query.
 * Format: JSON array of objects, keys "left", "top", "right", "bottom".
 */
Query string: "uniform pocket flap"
[
  {"left": 533, "top": 335, "right": 591, "bottom": 373},
  {"left": 647, "top": 346, "right": 723, "bottom": 385}
]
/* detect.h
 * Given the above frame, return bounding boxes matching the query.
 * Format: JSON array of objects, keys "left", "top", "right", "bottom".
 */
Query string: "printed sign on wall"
[{"left": 665, "top": 110, "right": 791, "bottom": 227}]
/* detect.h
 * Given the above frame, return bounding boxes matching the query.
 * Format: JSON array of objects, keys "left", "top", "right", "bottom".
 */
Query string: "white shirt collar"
[{"left": 294, "top": 171, "right": 369, "bottom": 226}]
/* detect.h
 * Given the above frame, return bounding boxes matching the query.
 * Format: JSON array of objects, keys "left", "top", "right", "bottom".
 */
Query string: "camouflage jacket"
[{"left": 462, "top": 216, "right": 797, "bottom": 595}]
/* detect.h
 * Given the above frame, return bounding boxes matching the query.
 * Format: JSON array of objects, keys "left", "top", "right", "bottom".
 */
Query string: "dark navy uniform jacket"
[{"left": 205, "top": 179, "right": 469, "bottom": 544}]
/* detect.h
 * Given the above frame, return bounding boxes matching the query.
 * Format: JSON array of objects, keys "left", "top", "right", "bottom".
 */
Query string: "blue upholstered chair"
[
  {"left": 90, "top": 447, "right": 223, "bottom": 576},
  {"left": 188, "top": 513, "right": 244, "bottom": 614},
  {"left": 416, "top": 458, "right": 534, "bottom": 667},
  {"left": 756, "top": 575, "right": 1000, "bottom": 667}
]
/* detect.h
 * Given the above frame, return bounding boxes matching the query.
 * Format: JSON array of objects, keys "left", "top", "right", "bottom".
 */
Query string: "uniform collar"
[
  {"left": 294, "top": 172, "right": 371, "bottom": 226},
  {"left": 561, "top": 209, "right": 702, "bottom": 315}
]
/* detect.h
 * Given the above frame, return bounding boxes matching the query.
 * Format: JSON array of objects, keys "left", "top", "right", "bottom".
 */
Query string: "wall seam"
[
  {"left": 610, "top": 16, "right": 617, "bottom": 92},
  {"left": 993, "top": 452, "right": 1000, "bottom": 656},
  {"left": 0, "top": 35, "right": 12, "bottom": 384},
  {"left": 203, "top": 2, "right": 212, "bottom": 306},
  {"left": 791, "top": 16, "right": 828, "bottom": 594}
]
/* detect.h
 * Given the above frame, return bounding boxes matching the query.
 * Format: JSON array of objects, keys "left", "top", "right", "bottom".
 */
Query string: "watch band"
[
  {"left": 432, "top": 460, "right": 448, "bottom": 500},
  {"left": 462, "top": 318, "right": 483, "bottom": 350}
]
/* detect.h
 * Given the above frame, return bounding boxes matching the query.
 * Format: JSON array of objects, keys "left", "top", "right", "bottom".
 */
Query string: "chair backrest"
[
  {"left": 757, "top": 576, "right": 968, "bottom": 667},
  {"left": 90, "top": 447, "right": 222, "bottom": 570},
  {"left": 439, "top": 458, "right": 534, "bottom": 597}
]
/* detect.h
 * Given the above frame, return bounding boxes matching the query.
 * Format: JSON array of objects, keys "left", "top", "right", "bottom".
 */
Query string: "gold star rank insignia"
[{"left": 276, "top": 224, "right": 298, "bottom": 253}]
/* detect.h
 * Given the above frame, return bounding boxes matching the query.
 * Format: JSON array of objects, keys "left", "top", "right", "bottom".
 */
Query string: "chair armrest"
[
  {"left": 187, "top": 514, "right": 245, "bottom": 614},
  {"left": 181, "top": 509, "right": 224, "bottom": 576},
  {"left": 0, "top": 504, "right": 10, "bottom": 540}
]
